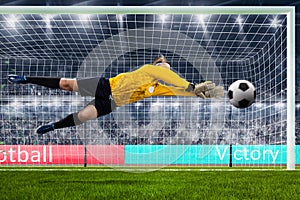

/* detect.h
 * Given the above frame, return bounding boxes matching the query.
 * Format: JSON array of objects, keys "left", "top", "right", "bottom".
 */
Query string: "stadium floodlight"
[{"left": 0, "top": 6, "right": 295, "bottom": 171}]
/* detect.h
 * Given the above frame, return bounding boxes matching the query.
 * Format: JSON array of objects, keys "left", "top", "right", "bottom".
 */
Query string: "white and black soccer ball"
[{"left": 228, "top": 80, "right": 256, "bottom": 108}]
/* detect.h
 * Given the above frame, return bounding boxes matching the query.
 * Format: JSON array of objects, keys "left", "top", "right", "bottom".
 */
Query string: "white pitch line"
[{"left": 0, "top": 168, "right": 297, "bottom": 172}]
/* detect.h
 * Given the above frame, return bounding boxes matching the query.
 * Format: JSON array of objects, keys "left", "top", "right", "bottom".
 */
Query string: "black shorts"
[{"left": 77, "top": 77, "right": 116, "bottom": 117}]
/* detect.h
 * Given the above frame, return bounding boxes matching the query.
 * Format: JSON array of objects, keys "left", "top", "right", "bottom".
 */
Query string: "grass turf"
[{"left": 0, "top": 169, "right": 299, "bottom": 199}]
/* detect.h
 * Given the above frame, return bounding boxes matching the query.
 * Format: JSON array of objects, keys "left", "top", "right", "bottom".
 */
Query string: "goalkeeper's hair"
[{"left": 153, "top": 55, "right": 169, "bottom": 65}]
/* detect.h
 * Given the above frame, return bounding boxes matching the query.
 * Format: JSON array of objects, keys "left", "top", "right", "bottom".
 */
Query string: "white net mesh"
[{"left": 0, "top": 9, "right": 294, "bottom": 169}]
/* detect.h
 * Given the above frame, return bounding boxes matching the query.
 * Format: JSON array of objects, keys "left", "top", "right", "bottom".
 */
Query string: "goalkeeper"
[{"left": 8, "top": 56, "right": 224, "bottom": 134}]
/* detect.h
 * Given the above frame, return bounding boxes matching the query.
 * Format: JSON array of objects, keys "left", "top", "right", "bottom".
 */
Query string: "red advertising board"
[{"left": 0, "top": 145, "right": 124, "bottom": 165}]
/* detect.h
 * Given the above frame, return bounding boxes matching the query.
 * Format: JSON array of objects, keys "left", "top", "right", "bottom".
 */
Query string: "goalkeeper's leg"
[
  {"left": 36, "top": 104, "right": 98, "bottom": 134},
  {"left": 7, "top": 74, "right": 78, "bottom": 92},
  {"left": 36, "top": 96, "right": 115, "bottom": 134}
]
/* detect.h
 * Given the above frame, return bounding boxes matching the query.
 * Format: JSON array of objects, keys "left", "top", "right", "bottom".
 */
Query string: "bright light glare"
[
  {"left": 78, "top": 14, "right": 90, "bottom": 21},
  {"left": 236, "top": 15, "right": 244, "bottom": 25},
  {"left": 159, "top": 14, "right": 168, "bottom": 23},
  {"left": 275, "top": 102, "right": 285, "bottom": 108},
  {"left": 196, "top": 14, "right": 208, "bottom": 30},
  {"left": 255, "top": 102, "right": 263, "bottom": 108},
  {"left": 117, "top": 14, "right": 125, "bottom": 22},
  {"left": 197, "top": 14, "right": 208, "bottom": 23},
  {"left": 6, "top": 15, "right": 18, "bottom": 28},
  {"left": 172, "top": 103, "right": 180, "bottom": 107},
  {"left": 135, "top": 102, "right": 142, "bottom": 108},
  {"left": 43, "top": 15, "right": 53, "bottom": 29},
  {"left": 270, "top": 16, "right": 282, "bottom": 28}
]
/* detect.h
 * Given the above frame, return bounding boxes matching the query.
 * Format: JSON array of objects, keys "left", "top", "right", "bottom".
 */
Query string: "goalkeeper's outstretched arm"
[
  {"left": 142, "top": 56, "right": 224, "bottom": 99},
  {"left": 155, "top": 81, "right": 224, "bottom": 99}
]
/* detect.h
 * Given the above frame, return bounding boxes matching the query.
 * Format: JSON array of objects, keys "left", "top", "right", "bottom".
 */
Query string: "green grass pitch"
[{"left": 0, "top": 168, "right": 299, "bottom": 199}]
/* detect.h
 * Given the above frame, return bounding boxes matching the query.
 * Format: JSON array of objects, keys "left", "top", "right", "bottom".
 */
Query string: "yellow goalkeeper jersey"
[{"left": 109, "top": 64, "right": 196, "bottom": 107}]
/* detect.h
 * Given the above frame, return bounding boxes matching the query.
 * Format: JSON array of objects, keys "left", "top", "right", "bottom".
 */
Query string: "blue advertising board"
[{"left": 125, "top": 145, "right": 300, "bottom": 165}]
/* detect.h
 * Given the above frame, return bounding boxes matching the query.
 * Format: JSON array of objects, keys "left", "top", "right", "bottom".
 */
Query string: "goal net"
[{"left": 0, "top": 7, "right": 295, "bottom": 170}]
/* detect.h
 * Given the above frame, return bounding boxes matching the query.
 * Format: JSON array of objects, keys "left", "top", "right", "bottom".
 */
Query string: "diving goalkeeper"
[{"left": 8, "top": 56, "right": 224, "bottom": 134}]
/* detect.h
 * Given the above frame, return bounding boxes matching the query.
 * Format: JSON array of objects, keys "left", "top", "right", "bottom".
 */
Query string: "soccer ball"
[{"left": 228, "top": 80, "right": 256, "bottom": 108}]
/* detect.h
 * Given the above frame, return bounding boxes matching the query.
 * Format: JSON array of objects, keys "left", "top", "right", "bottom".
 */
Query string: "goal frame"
[{"left": 0, "top": 6, "right": 295, "bottom": 170}]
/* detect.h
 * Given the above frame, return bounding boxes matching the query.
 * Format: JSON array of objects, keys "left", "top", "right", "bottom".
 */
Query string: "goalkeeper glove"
[
  {"left": 203, "top": 85, "right": 224, "bottom": 99},
  {"left": 194, "top": 81, "right": 224, "bottom": 99}
]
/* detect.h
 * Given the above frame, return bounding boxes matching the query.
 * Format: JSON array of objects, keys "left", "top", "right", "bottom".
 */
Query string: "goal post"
[
  {"left": 286, "top": 8, "right": 295, "bottom": 170},
  {"left": 0, "top": 6, "right": 295, "bottom": 170}
]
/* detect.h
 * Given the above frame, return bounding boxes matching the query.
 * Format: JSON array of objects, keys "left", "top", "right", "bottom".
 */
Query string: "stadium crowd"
[
  {"left": 0, "top": 114, "right": 298, "bottom": 145},
  {"left": 0, "top": 84, "right": 299, "bottom": 146}
]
